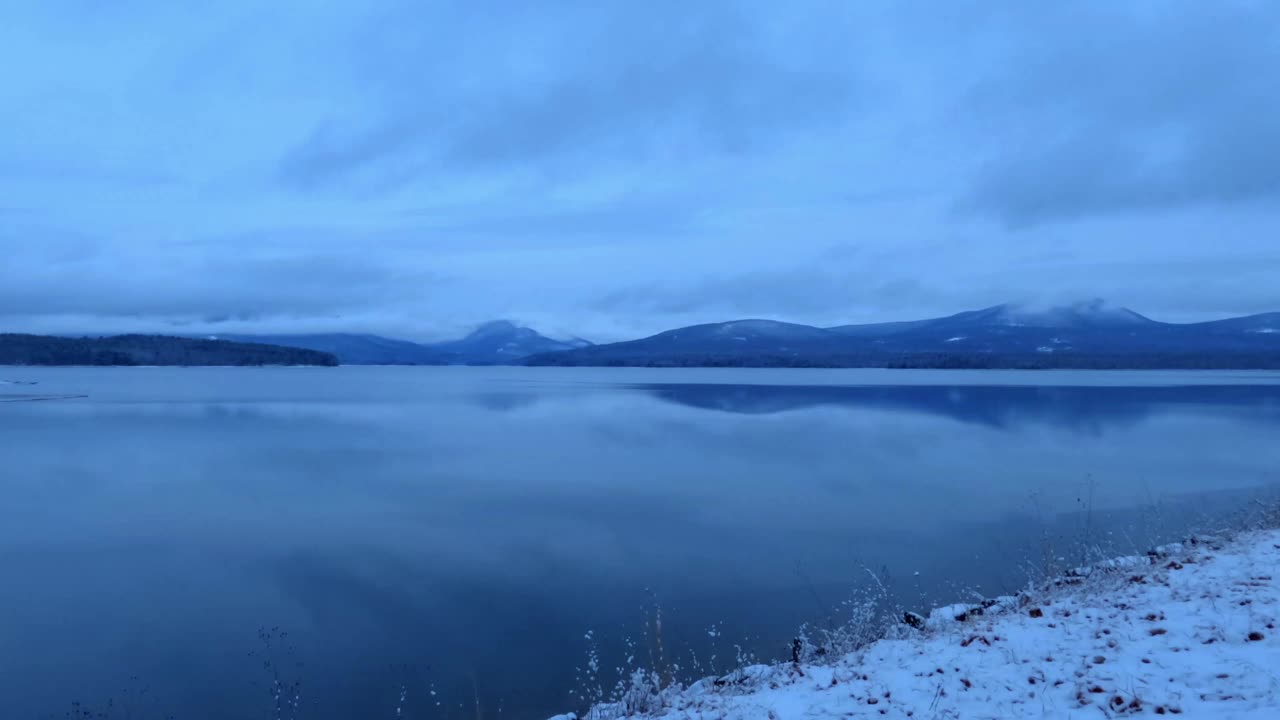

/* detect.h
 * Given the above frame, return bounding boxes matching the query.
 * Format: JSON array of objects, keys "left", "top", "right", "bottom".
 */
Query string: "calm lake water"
[{"left": 4, "top": 367, "right": 1280, "bottom": 719}]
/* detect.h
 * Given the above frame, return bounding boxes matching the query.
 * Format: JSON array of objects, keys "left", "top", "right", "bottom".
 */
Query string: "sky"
[{"left": 2, "top": 0, "right": 1278, "bottom": 342}]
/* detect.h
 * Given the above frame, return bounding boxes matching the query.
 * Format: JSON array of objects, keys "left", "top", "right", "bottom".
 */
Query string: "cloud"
[
  {"left": 279, "top": 0, "right": 863, "bottom": 190},
  {"left": 1, "top": 0, "right": 1278, "bottom": 339},
  {"left": 0, "top": 226, "right": 441, "bottom": 324},
  {"left": 957, "top": 3, "right": 1280, "bottom": 225},
  {"left": 400, "top": 193, "right": 709, "bottom": 240},
  {"left": 588, "top": 246, "right": 975, "bottom": 330}
]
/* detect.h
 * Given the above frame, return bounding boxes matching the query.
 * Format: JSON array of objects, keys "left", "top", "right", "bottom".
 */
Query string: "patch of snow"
[
  {"left": 924, "top": 596, "right": 1020, "bottom": 631},
  {"left": 720, "top": 321, "right": 783, "bottom": 334},
  {"left": 559, "top": 529, "right": 1280, "bottom": 719}
]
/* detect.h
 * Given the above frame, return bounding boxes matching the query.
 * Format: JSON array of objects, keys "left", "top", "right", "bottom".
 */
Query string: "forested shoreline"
[{"left": 0, "top": 334, "right": 339, "bottom": 366}]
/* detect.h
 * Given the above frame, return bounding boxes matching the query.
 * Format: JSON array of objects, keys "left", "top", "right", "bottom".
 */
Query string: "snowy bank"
[{"left": 556, "top": 529, "right": 1280, "bottom": 719}]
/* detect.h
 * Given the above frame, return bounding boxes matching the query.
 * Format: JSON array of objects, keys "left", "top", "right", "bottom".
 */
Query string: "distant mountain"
[
  {"left": 828, "top": 300, "right": 1155, "bottom": 338},
  {"left": 216, "top": 323, "right": 592, "bottom": 365},
  {"left": 1188, "top": 312, "right": 1280, "bottom": 335},
  {"left": 823, "top": 301, "right": 1279, "bottom": 355},
  {"left": 211, "top": 333, "right": 449, "bottom": 365},
  {"left": 0, "top": 334, "right": 338, "bottom": 367},
  {"left": 525, "top": 301, "right": 1280, "bottom": 369},
  {"left": 427, "top": 320, "right": 593, "bottom": 365},
  {"left": 574, "top": 319, "right": 830, "bottom": 357},
  {"left": 523, "top": 317, "right": 865, "bottom": 368}
]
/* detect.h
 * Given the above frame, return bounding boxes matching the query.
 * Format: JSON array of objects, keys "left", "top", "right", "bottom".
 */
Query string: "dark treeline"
[
  {"left": 0, "top": 334, "right": 339, "bottom": 367},
  {"left": 524, "top": 351, "right": 1280, "bottom": 370}
]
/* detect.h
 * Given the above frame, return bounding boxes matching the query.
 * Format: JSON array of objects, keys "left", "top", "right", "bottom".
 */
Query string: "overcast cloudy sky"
[{"left": 2, "top": 1, "right": 1278, "bottom": 341}]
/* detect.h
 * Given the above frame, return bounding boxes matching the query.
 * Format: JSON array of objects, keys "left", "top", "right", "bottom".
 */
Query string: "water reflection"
[
  {"left": 3, "top": 368, "right": 1280, "bottom": 719},
  {"left": 631, "top": 383, "right": 1280, "bottom": 430}
]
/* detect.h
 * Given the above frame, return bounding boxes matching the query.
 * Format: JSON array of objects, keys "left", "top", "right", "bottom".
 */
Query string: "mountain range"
[
  {"left": 12, "top": 301, "right": 1280, "bottom": 368},
  {"left": 524, "top": 300, "right": 1280, "bottom": 369},
  {"left": 212, "top": 320, "right": 591, "bottom": 366}
]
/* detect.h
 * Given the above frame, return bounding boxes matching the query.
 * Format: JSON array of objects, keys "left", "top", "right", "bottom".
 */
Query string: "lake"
[{"left": 4, "top": 367, "right": 1280, "bottom": 719}]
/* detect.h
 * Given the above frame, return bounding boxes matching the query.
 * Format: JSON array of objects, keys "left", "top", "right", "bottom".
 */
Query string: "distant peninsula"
[{"left": 0, "top": 334, "right": 338, "bottom": 367}]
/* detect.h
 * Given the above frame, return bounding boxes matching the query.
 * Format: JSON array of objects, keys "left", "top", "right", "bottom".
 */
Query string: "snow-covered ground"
[{"left": 557, "top": 529, "right": 1280, "bottom": 719}]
